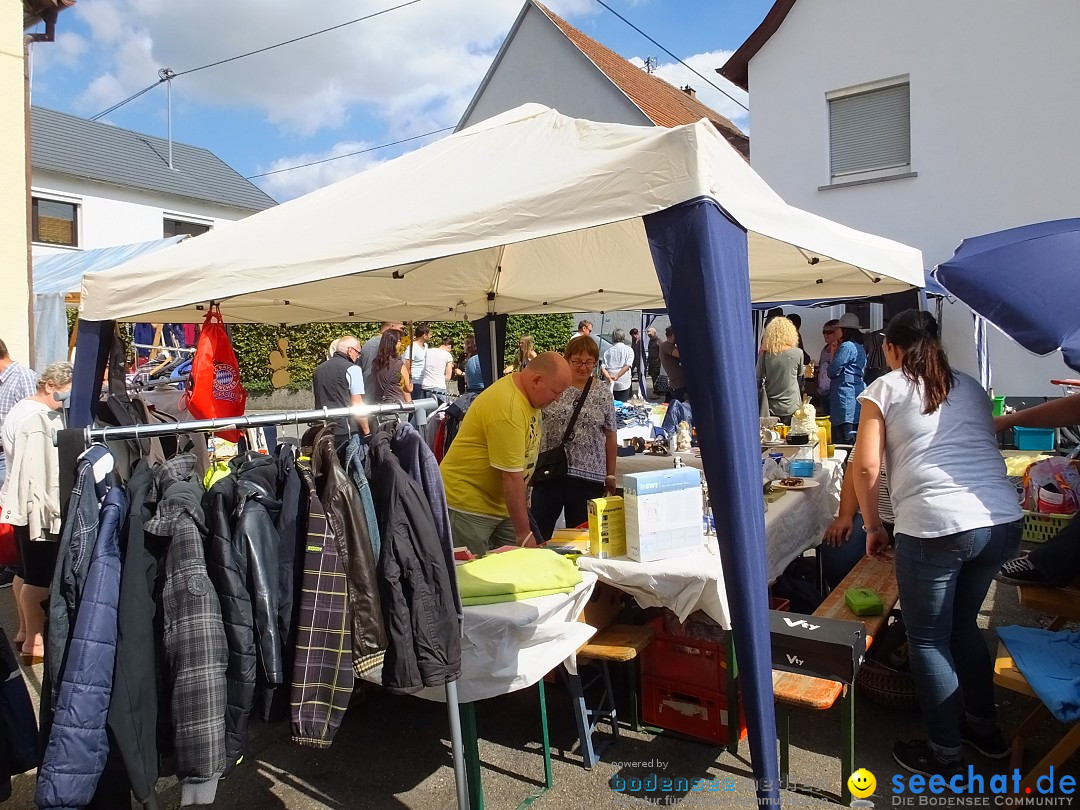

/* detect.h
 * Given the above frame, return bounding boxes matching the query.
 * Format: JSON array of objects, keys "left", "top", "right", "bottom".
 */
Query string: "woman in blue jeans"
[{"left": 852, "top": 310, "right": 1022, "bottom": 778}]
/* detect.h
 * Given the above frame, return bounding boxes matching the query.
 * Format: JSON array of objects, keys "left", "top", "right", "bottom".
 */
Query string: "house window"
[
  {"left": 164, "top": 218, "right": 211, "bottom": 238},
  {"left": 32, "top": 197, "right": 79, "bottom": 247},
  {"left": 828, "top": 79, "right": 910, "bottom": 180}
]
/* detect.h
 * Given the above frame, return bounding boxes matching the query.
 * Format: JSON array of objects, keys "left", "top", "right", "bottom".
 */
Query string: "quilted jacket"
[{"left": 36, "top": 483, "right": 124, "bottom": 810}]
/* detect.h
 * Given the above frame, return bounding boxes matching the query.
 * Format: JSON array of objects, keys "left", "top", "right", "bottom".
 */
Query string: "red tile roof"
[
  {"left": 716, "top": 0, "right": 797, "bottom": 91},
  {"left": 534, "top": 2, "right": 749, "bottom": 158}
]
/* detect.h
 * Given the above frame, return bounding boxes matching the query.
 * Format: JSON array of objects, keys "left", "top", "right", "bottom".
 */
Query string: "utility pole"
[{"left": 158, "top": 68, "right": 177, "bottom": 170}]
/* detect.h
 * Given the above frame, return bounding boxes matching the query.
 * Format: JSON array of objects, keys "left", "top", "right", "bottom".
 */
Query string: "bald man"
[
  {"left": 441, "top": 351, "right": 572, "bottom": 555},
  {"left": 313, "top": 334, "right": 370, "bottom": 441}
]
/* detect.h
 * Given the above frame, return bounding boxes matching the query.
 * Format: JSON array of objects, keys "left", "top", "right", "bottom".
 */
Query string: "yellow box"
[{"left": 588, "top": 496, "right": 626, "bottom": 559}]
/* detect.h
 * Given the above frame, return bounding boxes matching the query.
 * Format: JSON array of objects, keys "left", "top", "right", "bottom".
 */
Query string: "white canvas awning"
[{"left": 78, "top": 105, "right": 923, "bottom": 324}]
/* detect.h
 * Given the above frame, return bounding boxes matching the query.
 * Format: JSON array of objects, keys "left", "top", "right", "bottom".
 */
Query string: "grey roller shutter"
[{"left": 829, "top": 83, "right": 910, "bottom": 177}]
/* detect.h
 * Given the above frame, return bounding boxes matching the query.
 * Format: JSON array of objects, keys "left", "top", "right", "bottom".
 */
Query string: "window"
[
  {"left": 32, "top": 197, "right": 79, "bottom": 246},
  {"left": 164, "top": 218, "right": 211, "bottom": 238},
  {"left": 828, "top": 79, "right": 910, "bottom": 181}
]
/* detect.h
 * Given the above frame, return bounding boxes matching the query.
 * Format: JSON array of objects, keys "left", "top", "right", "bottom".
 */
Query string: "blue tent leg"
[
  {"left": 645, "top": 199, "right": 780, "bottom": 807},
  {"left": 69, "top": 319, "right": 114, "bottom": 429}
]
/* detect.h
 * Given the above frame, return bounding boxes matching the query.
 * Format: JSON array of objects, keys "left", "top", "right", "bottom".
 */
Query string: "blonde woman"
[
  {"left": 0, "top": 361, "right": 73, "bottom": 663},
  {"left": 757, "top": 316, "right": 804, "bottom": 422},
  {"left": 515, "top": 335, "right": 537, "bottom": 371}
]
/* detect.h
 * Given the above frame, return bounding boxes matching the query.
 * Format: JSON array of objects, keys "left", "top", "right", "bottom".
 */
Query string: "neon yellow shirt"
[{"left": 441, "top": 374, "right": 540, "bottom": 517}]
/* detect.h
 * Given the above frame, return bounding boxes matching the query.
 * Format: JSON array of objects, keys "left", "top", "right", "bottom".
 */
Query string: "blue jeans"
[
  {"left": 894, "top": 521, "right": 1021, "bottom": 755},
  {"left": 819, "top": 514, "right": 894, "bottom": 590}
]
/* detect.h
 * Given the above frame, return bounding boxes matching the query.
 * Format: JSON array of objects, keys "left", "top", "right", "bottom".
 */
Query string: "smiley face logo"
[{"left": 847, "top": 768, "right": 876, "bottom": 799}]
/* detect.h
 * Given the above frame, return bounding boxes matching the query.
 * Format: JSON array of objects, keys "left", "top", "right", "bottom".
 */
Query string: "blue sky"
[{"left": 28, "top": 0, "right": 768, "bottom": 201}]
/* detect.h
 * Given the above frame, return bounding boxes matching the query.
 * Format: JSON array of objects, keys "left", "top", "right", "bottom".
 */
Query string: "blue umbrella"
[{"left": 934, "top": 218, "right": 1080, "bottom": 373}]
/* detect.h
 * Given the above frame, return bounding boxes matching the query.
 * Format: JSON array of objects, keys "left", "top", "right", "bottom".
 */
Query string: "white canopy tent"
[
  {"left": 78, "top": 104, "right": 922, "bottom": 324},
  {"left": 72, "top": 105, "right": 925, "bottom": 806}
]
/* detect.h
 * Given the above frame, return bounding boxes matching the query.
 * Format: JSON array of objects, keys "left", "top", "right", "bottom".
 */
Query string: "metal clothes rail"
[
  {"left": 81, "top": 398, "right": 441, "bottom": 445},
  {"left": 78, "top": 397, "right": 467, "bottom": 810}
]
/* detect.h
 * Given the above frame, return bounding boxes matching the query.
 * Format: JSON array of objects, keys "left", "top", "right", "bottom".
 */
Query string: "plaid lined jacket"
[
  {"left": 290, "top": 462, "right": 354, "bottom": 748},
  {"left": 147, "top": 455, "right": 228, "bottom": 807}
]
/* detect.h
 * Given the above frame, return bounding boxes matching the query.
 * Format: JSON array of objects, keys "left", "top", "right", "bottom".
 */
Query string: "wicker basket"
[
  {"left": 855, "top": 658, "right": 919, "bottom": 711},
  {"left": 1021, "top": 510, "right": 1075, "bottom": 544}
]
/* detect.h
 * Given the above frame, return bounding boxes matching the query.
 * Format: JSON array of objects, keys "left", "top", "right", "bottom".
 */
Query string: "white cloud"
[
  {"left": 628, "top": 50, "right": 749, "bottom": 129},
  {"left": 34, "top": 0, "right": 591, "bottom": 138},
  {"left": 252, "top": 140, "right": 396, "bottom": 201}
]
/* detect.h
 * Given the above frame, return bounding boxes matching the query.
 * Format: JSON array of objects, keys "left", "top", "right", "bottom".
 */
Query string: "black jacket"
[
  {"left": 96, "top": 460, "right": 161, "bottom": 810},
  {"left": 204, "top": 476, "right": 257, "bottom": 774},
  {"left": 368, "top": 431, "right": 460, "bottom": 693},
  {"left": 311, "top": 428, "right": 387, "bottom": 670},
  {"left": 232, "top": 453, "right": 285, "bottom": 687}
]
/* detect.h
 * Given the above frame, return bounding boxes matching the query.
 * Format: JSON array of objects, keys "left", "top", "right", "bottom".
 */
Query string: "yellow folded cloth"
[{"left": 457, "top": 548, "right": 583, "bottom": 606}]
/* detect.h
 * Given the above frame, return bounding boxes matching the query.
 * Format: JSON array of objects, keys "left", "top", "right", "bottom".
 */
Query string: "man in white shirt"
[
  {"left": 421, "top": 337, "right": 455, "bottom": 403},
  {"left": 405, "top": 323, "right": 431, "bottom": 401},
  {"left": 602, "top": 329, "right": 636, "bottom": 402}
]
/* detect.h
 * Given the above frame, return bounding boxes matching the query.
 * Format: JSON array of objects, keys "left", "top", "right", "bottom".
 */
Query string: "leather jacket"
[
  {"left": 232, "top": 453, "right": 284, "bottom": 685},
  {"left": 311, "top": 428, "right": 387, "bottom": 665}
]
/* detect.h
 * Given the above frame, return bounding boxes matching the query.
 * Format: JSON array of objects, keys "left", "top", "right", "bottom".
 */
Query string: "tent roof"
[
  {"left": 78, "top": 105, "right": 923, "bottom": 325},
  {"left": 34, "top": 235, "right": 188, "bottom": 297}
]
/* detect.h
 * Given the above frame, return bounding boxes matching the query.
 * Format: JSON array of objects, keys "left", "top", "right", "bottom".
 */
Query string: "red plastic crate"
[
  {"left": 641, "top": 616, "right": 730, "bottom": 693},
  {"left": 641, "top": 678, "right": 747, "bottom": 745}
]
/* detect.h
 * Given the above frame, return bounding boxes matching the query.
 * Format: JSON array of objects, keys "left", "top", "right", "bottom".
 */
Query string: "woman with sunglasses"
[
  {"left": 530, "top": 335, "right": 618, "bottom": 540},
  {"left": 815, "top": 319, "right": 841, "bottom": 414}
]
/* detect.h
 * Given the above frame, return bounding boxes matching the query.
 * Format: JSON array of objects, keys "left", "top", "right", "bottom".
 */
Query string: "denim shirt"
[
  {"left": 828, "top": 340, "right": 867, "bottom": 424},
  {"left": 343, "top": 434, "right": 382, "bottom": 562},
  {"left": 464, "top": 356, "right": 485, "bottom": 391}
]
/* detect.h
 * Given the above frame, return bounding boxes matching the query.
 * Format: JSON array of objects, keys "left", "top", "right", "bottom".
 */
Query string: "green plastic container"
[
  {"left": 992, "top": 396, "right": 1006, "bottom": 417},
  {"left": 844, "top": 587, "right": 884, "bottom": 616}
]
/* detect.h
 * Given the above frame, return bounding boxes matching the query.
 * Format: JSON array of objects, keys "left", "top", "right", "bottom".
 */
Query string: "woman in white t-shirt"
[{"left": 852, "top": 310, "right": 1021, "bottom": 778}]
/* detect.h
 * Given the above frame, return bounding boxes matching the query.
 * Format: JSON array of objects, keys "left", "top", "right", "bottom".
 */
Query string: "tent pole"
[{"left": 445, "top": 680, "right": 469, "bottom": 810}]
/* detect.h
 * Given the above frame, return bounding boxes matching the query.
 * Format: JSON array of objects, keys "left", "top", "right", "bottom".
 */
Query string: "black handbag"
[{"left": 531, "top": 377, "right": 593, "bottom": 485}]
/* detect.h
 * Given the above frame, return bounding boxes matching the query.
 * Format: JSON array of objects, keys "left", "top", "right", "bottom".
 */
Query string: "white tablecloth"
[
  {"left": 362, "top": 572, "right": 598, "bottom": 704},
  {"left": 580, "top": 456, "right": 843, "bottom": 629}
]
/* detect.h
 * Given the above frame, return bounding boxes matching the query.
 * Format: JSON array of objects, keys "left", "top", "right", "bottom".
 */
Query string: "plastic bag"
[
  {"left": 183, "top": 304, "right": 246, "bottom": 441},
  {"left": 1022, "top": 457, "right": 1080, "bottom": 514}
]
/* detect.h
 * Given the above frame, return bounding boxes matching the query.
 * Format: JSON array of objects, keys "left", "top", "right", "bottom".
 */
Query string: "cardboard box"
[
  {"left": 768, "top": 610, "right": 866, "bottom": 685},
  {"left": 577, "top": 581, "right": 625, "bottom": 629},
  {"left": 623, "top": 468, "right": 703, "bottom": 562},
  {"left": 587, "top": 496, "right": 626, "bottom": 559}
]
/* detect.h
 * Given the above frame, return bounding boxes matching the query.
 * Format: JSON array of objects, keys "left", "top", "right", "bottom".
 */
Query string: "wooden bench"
[{"left": 773, "top": 555, "right": 899, "bottom": 805}]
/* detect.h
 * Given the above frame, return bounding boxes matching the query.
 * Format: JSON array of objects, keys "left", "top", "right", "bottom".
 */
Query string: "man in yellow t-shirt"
[{"left": 441, "top": 352, "right": 572, "bottom": 555}]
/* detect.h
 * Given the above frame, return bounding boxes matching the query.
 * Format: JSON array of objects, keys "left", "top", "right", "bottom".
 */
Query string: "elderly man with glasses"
[{"left": 313, "top": 334, "right": 370, "bottom": 442}]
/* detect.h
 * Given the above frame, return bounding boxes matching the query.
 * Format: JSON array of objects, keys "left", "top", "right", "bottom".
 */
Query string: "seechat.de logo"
[{"left": 849, "top": 768, "right": 877, "bottom": 801}]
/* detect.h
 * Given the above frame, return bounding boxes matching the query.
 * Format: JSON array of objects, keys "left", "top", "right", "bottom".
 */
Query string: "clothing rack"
[
  {"left": 80, "top": 398, "right": 441, "bottom": 445},
  {"left": 76, "top": 396, "right": 468, "bottom": 810}
]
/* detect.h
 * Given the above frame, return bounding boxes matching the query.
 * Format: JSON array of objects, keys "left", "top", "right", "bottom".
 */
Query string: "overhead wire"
[
  {"left": 592, "top": 0, "right": 749, "bottom": 113},
  {"left": 245, "top": 127, "right": 454, "bottom": 179},
  {"left": 89, "top": 0, "right": 427, "bottom": 119}
]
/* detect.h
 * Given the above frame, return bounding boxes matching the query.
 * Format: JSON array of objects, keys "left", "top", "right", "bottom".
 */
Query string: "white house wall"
[
  {"left": 744, "top": 0, "right": 1080, "bottom": 397},
  {"left": 31, "top": 169, "right": 257, "bottom": 258},
  {"left": 459, "top": 4, "right": 652, "bottom": 130}
]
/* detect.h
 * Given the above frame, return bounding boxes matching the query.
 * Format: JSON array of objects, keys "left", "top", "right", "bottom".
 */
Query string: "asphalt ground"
[{"left": 2, "top": 549, "right": 1078, "bottom": 810}]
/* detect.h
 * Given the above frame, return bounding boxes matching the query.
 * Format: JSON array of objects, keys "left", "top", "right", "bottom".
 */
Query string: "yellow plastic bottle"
[{"left": 816, "top": 417, "right": 832, "bottom": 458}]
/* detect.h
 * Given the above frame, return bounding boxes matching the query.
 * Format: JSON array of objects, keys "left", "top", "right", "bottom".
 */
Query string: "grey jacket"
[{"left": 148, "top": 455, "right": 228, "bottom": 807}]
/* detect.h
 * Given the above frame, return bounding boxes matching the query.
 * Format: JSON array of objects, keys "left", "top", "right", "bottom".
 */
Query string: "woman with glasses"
[
  {"left": 530, "top": 335, "right": 618, "bottom": 540},
  {"left": 815, "top": 319, "right": 841, "bottom": 414}
]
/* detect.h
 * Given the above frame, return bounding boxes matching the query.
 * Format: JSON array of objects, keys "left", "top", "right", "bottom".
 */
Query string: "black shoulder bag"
[{"left": 530, "top": 376, "right": 593, "bottom": 485}]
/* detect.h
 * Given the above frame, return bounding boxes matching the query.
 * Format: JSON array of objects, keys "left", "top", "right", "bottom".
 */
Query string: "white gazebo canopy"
[{"left": 79, "top": 104, "right": 923, "bottom": 324}]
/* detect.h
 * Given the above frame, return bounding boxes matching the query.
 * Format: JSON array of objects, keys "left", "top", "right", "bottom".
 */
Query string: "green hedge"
[
  {"left": 66, "top": 312, "right": 574, "bottom": 394},
  {"left": 230, "top": 314, "right": 574, "bottom": 394}
]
